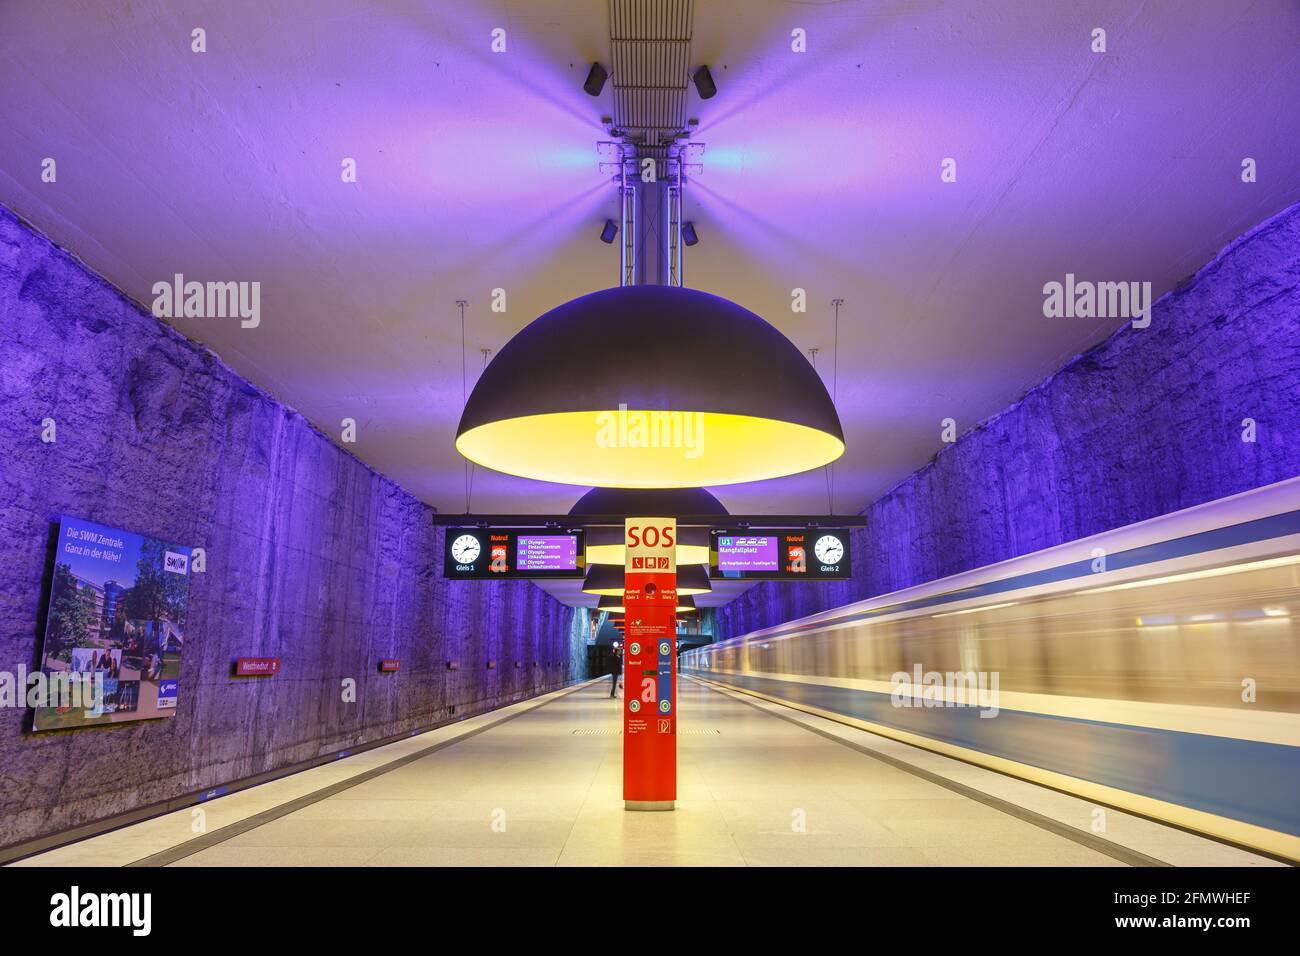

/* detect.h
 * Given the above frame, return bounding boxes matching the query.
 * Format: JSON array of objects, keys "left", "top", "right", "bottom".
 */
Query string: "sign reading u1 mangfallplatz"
[
  {"left": 33, "top": 516, "right": 192, "bottom": 731},
  {"left": 710, "top": 527, "right": 851, "bottom": 580},
  {"left": 442, "top": 527, "right": 586, "bottom": 579}
]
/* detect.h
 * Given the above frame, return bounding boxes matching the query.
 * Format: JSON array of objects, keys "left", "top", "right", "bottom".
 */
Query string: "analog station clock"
[
  {"left": 451, "top": 534, "right": 482, "bottom": 564},
  {"left": 813, "top": 534, "right": 845, "bottom": 565}
]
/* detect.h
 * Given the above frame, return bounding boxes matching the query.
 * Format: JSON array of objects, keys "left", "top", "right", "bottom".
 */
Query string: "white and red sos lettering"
[
  {"left": 625, "top": 518, "right": 677, "bottom": 577},
  {"left": 626, "top": 524, "right": 675, "bottom": 548}
]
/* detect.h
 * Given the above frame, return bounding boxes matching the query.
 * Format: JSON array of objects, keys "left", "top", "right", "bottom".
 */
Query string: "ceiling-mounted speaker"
[
  {"left": 584, "top": 62, "right": 608, "bottom": 96},
  {"left": 600, "top": 219, "right": 618, "bottom": 244},
  {"left": 692, "top": 65, "right": 717, "bottom": 100},
  {"left": 682, "top": 221, "right": 699, "bottom": 246}
]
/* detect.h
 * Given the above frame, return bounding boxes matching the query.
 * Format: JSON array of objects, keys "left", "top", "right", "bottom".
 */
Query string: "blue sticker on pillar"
[{"left": 657, "top": 639, "right": 673, "bottom": 714}]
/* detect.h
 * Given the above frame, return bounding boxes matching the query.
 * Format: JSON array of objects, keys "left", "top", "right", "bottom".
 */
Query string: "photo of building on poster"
[{"left": 34, "top": 516, "right": 191, "bottom": 731}]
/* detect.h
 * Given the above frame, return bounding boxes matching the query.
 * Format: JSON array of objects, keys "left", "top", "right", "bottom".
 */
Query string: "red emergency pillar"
[{"left": 622, "top": 517, "right": 677, "bottom": 810}]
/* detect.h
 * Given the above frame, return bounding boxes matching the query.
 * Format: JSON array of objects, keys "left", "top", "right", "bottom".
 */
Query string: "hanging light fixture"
[
  {"left": 599, "top": 594, "right": 697, "bottom": 615},
  {"left": 569, "top": 486, "right": 726, "bottom": 566},
  {"left": 583, "top": 563, "right": 712, "bottom": 596},
  {"left": 455, "top": 286, "right": 844, "bottom": 487}
]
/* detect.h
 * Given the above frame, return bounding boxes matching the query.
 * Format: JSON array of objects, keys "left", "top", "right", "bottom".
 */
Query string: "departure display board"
[
  {"left": 711, "top": 528, "right": 851, "bottom": 580},
  {"left": 443, "top": 528, "right": 585, "bottom": 579}
]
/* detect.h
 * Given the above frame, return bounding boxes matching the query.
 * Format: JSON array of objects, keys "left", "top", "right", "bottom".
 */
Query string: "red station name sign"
[
  {"left": 622, "top": 517, "right": 677, "bottom": 811},
  {"left": 233, "top": 657, "right": 280, "bottom": 677}
]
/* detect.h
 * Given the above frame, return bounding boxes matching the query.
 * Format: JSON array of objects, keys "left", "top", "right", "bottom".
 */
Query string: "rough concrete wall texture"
[
  {"left": 0, "top": 205, "right": 578, "bottom": 847},
  {"left": 718, "top": 201, "right": 1300, "bottom": 640},
  {"left": 566, "top": 607, "right": 594, "bottom": 684}
]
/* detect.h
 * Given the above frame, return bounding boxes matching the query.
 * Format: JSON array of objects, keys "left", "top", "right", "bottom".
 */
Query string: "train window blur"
[{"left": 688, "top": 555, "right": 1300, "bottom": 711}]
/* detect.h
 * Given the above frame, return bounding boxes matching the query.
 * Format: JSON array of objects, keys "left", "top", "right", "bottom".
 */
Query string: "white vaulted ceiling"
[{"left": 2, "top": 1, "right": 1299, "bottom": 608}]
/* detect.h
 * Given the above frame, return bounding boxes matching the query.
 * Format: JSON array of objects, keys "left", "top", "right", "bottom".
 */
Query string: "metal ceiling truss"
[
  {"left": 599, "top": 0, "right": 704, "bottom": 288},
  {"left": 609, "top": 0, "right": 694, "bottom": 148}
]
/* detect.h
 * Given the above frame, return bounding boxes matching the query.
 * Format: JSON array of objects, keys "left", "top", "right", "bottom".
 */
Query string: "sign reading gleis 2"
[{"left": 623, "top": 518, "right": 677, "bottom": 810}]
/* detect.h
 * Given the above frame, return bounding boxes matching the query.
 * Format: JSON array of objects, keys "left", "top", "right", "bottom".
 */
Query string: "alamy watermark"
[
  {"left": 151, "top": 273, "right": 260, "bottom": 328},
  {"left": 0, "top": 666, "right": 103, "bottom": 712},
  {"left": 49, "top": 886, "right": 150, "bottom": 936},
  {"left": 891, "top": 666, "right": 1000, "bottom": 718},
  {"left": 1042, "top": 273, "right": 1151, "bottom": 328},
  {"left": 595, "top": 404, "right": 704, "bottom": 459}
]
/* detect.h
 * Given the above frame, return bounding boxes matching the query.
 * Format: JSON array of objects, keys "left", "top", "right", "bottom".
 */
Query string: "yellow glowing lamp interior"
[
  {"left": 456, "top": 410, "right": 844, "bottom": 488},
  {"left": 586, "top": 543, "right": 710, "bottom": 567}
]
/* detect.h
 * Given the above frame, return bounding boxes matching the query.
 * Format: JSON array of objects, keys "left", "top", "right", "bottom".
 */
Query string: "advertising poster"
[{"left": 34, "top": 516, "right": 192, "bottom": 731}]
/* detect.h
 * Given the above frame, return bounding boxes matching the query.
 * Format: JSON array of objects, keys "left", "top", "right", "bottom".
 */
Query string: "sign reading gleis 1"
[{"left": 622, "top": 517, "right": 677, "bottom": 811}]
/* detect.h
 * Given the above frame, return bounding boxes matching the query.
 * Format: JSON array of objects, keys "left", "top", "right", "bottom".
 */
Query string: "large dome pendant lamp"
[{"left": 455, "top": 285, "right": 845, "bottom": 488}]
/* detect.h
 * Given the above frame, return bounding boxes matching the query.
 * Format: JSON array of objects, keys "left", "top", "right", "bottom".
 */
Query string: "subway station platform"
[{"left": 12, "top": 679, "right": 1279, "bottom": 868}]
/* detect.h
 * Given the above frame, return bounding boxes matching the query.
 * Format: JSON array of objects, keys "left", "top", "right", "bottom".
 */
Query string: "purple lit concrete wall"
[
  {"left": 719, "top": 201, "right": 1300, "bottom": 639},
  {"left": 0, "top": 205, "right": 580, "bottom": 849}
]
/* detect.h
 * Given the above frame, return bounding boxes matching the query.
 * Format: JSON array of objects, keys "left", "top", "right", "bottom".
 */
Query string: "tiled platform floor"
[{"left": 13, "top": 678, "right": 1277, "bottom": 867}]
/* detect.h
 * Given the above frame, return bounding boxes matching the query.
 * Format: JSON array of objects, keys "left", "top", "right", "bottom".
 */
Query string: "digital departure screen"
[
  {"left": 516, "top": 534, "right": 579, "bottom": 571},
  {"left": 444, "top": 528, "right": 585, "bottom": 579},
  {"left": 711, "top": 528, "right": 851, "bottom": 580}
]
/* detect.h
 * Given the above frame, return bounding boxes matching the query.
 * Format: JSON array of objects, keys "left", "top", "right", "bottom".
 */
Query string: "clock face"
[
  {"left": 814, "top": 534, "right": 844, "bottom": 565},
  {"left": 451, "top": 534, "right": 482, "bottom": 564}
]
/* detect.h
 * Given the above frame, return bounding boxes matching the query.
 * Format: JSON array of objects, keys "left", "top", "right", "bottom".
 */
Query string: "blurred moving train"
[{"left": 681, "top": 477, "right": 1300, "bottom": 861}]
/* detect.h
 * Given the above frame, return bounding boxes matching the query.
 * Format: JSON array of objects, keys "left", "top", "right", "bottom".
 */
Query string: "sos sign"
[
  {"left": 626, "top": 524, "right": 675, "bottom": 548},
  {"left": 625, "top": 520, "right": 677, "bottom": 574}
]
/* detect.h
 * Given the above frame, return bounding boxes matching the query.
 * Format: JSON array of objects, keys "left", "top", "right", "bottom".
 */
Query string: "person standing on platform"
[{"left": 609, "top": 643, "right": 622, "bottom": 698}]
